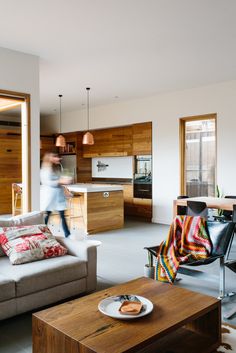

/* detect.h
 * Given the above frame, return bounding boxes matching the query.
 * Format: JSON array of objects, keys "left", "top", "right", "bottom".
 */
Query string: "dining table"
[{"left": 173, "top": 196, "right": 236, "bottom": 217}]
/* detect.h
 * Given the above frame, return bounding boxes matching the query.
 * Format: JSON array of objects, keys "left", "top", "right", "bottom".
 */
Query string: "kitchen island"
[{"left": 67, "top": 184, "right": 124, "bottom": 234}]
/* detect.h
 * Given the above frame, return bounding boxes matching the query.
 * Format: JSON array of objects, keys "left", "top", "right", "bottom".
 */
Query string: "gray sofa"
[{"left": 0, "top": 212, "right": 98, "bottom": 320}]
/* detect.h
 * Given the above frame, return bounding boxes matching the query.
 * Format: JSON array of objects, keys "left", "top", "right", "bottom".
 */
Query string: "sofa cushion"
[
  {"left": 0, "top": 225, "right": 67, "bottom": 264},
  {"left": 0, "top": 274, "right": 15, "bottom": 302},
  {"left": 0, "top": 211, "right": 45, "bottom": 258},
  {"left": 0, "top": 255, "right": 87, "bottom": 297}
]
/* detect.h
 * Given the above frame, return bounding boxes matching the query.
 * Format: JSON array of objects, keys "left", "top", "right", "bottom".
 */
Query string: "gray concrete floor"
[{"left": 1, "top": 219, "right": 236, "bottom": 353}]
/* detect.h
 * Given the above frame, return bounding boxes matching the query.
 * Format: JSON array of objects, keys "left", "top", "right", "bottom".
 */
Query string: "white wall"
[
  {"left": 41, "top": 80, "right": 236, "bottom": 224},
  {"left": 0, "top": 47, "right": 40, "bottom": 210},
  {"left": 92, "top": 157, "right": 133, "bottom": 179}
]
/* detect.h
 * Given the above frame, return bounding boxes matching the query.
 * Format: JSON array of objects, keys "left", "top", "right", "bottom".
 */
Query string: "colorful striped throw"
[{"left": 155, "top": 216, "right": 211, "bottom": 284}]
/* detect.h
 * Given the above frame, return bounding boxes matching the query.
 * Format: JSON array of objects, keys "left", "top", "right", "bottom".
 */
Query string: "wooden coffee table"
[{"left": 32, "top": 277, "right": 221, "bottom": 353}]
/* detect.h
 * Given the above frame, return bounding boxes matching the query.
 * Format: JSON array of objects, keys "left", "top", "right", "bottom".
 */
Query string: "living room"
[{"left": 1, "top": 1, "right": 236, "bottom": 352}]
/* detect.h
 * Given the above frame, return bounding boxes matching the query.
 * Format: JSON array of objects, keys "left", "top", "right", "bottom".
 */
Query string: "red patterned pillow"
[{"left": 0, "top": 225, "right": 67, "bottom": 265}]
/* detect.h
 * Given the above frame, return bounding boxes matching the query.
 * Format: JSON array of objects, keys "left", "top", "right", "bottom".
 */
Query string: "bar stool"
[
  {"left": 12, "top": 183, "right": 22, "bottom": 216},
  {"left": 63, "top": 187, "right": 84, "bottom": 229}
]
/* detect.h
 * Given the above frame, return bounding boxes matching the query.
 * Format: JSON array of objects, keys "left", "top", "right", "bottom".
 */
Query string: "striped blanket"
[{"left": 155, "top": 216, "right": 211, "bottom": 283}]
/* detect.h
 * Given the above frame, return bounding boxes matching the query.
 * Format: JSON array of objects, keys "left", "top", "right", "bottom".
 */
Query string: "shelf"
[
  {"left": 59, "top": 152, "right": 76, "bottom": 156},
  {"left": 57, "top": 138, "right": 77, "bottom": 154}
]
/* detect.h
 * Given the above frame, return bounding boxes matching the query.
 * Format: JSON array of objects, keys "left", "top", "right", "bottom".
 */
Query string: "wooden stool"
[
  {"left": 63, "top": 187, "right": 84, "bottom": 229},
  {"left": 12, "top": 183, "right": 22, "bottom": 216}
]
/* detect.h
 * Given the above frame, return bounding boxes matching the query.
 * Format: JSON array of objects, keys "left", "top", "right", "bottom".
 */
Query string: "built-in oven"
[{"left": 133, "top": 155, "right": 152, "bottom": 199}]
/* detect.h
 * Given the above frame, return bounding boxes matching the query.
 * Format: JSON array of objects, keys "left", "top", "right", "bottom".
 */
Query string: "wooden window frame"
[
  {"left": 179, "top": 113, "right": 217, "bottom": 196},
  {"left": 0, "top": 89, "right": 31, "bottom": 213}
]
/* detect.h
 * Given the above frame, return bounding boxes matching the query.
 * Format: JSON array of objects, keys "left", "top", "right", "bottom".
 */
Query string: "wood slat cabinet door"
[
  {"left": 0, "top": 135, "right": 22, "bottom": 214},
  {"left": 122, "top": 184, "right": 152, "bottom": 221},
  {"left": 132, "top": 122, "right": 152, "bottom": 155},
  {"left": 83, "top": 127, "right": 133, "bottom": 157},
  {"left": 122, "top": 184, "right": 134, "bottom": 214},
  {"left": 40, "top": 136, "right": 56, "bottom": 159},
  {"left": 77, "top": 133, "right": 92, "bottom": 182},
  {"left": 132, "top": 198, "right": 152, "bottom": 221}
]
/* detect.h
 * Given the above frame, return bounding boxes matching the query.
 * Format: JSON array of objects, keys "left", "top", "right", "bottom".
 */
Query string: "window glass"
[{"left": 185, "top": 119, "right": 216, "bottom": 197}]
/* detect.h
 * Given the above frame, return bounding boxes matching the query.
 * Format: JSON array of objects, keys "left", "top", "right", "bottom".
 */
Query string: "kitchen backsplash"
[{"left": 92, "top": 157, "right": 133, "bottom": 178}]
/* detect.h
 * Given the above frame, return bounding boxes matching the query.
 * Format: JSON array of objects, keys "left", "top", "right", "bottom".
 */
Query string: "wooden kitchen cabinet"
[
  {"left": 77, "top": 132, "right": 92, "bottom": 182},
  {"left": 132, "top": 122, "right": 152, "bottom": 155},
  {"left": 40, "top": 135, "right": 55, "bottom": 159},
  {"left": 132, "top": 198, "right": 152, "bottom": 220},
  {"left": 83, "top": 122, "right": 151, "bottom": 157},
  {"left": 121, "top": 183, "right": 152, "bottom": 221},
  {"left": 83, "top": 126, "right": 133, "bottom": 158}
]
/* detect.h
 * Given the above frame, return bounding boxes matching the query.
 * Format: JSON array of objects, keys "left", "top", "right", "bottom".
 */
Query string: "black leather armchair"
[{"left": 145, "top": 220, "right": 236, "bottom": 299}]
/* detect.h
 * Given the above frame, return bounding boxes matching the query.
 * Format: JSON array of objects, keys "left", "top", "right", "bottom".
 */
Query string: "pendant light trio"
[{"left": 55, "top": 88, "right": 94, "bottom": 147}]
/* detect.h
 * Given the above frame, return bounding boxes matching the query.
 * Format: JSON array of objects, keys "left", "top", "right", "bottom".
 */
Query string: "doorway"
[{"left": 0, "top": 90, "right": 31, "bottom": 216}]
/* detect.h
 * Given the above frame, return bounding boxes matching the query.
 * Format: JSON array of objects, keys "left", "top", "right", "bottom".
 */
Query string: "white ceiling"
[{"left": 0, "top": 0, "right": 236, "bottom": 116}]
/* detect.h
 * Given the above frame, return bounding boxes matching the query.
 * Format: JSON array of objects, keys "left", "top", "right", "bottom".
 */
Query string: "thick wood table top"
[
  {"left": 175, "top": 196, "right": 236, "bottom": 211},
  {"left": 33, "top": 277, "right": 220, "bottom": 353}
]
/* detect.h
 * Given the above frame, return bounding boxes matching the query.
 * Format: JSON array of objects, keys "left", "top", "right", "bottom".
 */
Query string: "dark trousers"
[{"left": 45, "top": 210, "right": 70, "bottom": 237}]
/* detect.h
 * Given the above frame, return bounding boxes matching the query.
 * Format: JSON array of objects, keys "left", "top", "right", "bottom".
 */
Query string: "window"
[{"left": 180, "top": 114, "right": 216, "bottom": 197}]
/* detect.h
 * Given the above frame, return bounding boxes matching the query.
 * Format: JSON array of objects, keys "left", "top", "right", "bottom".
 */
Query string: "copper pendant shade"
[
  {"left": 55, "top": 94, "right": 66, "bottom": 147},
  {"left": 56, "top": 134, "right": 66, "bottom": 147},
  {"left": 82, "top": 87, "right": 94, "bottom": 145},
  {"left": 82, "top": 131, "right": 94, "bottom": 145}
]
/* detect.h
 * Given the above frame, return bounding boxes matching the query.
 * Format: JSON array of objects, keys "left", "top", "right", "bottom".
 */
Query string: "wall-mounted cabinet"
[
  {"left": 83, "top": 122, "right": 151, "bottom": 158},
  {"left": 77, "top": 132, "right": 92, "bottom": 182},
  {"left": 83, "top": 126, "right": 133, "bottom": 158},
  {"left": 40, "top": 136, "right": 55, "bottom": 159},
  {"left": 132, "top": 122, "right": 152, "bottom": 155}
]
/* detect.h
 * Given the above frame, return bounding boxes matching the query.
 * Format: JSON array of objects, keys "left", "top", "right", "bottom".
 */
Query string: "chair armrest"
[
  {"left": 144, "top": 246, "right": 160, "bottom": 257},
  {"left": 55, "top": 237, "right": 98, "bottom": 261},
  {"left": 55, "top": 237, "right": 100, "bottom": 292}
]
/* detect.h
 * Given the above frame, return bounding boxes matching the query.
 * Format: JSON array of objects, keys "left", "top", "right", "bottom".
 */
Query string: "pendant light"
[
  {"left": 55, "top": 94, "right": 66, "bottom": 147},
  {"left": 82, "top": 87, "right": 94, "bottom": 145}
]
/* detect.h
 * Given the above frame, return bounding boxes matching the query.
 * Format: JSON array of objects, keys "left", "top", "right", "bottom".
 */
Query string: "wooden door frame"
[
  {"left": 0, "top": 88, "right": 31, "bottom": 212},
  {"left": 179, "top": 113, "right": 217, "bottom": 196}
]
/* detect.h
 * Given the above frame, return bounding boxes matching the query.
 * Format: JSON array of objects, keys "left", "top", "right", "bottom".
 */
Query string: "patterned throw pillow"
[{"left": 0, "top": 225, "right": 67, "bottom": 265}]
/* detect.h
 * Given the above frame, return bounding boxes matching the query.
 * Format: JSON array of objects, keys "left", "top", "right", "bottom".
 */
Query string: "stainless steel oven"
[{"left": 133, "top": 155, "right": 152, "bottom": 199}]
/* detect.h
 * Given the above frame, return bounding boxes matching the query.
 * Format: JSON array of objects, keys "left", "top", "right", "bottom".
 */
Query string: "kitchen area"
[{"left": 40, "top": 122, "right": 152, "bottom": 234}]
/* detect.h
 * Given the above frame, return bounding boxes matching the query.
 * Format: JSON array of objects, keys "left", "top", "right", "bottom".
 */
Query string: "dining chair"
[
  {"left": 186, "top": 200, "right": 208, "bottom": 218},
  {"left": 144, "top": 219, "right": 236, "bottom": 300},
  {"left": 214, "top": 195, "right": 236, "bottom": 222},
  {"left": 176, "top": 195, "right": 189, "bottom": 215}
]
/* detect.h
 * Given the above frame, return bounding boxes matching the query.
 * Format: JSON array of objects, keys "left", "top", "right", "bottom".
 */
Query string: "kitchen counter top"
[
  {"left": 67, "top": 183, "right": 123, "bottom": 193},
  {"left": 91, "top": 180, "right": 133, "bottom": 185}
]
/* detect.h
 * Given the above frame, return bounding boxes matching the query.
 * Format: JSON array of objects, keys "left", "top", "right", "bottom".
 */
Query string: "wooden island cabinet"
[{"left": 67, "top": 184, "right": 124, "bottom": 234}]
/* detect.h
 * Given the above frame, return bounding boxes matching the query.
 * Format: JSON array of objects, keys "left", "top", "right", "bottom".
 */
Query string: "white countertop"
[{"left": 67, "top": 183, "right": 123, "bottom": 193}]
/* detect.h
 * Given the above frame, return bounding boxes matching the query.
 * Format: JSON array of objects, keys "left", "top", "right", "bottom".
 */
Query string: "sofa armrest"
[{"left": 55, "top": 237, "right": 99, "bottom": 292}]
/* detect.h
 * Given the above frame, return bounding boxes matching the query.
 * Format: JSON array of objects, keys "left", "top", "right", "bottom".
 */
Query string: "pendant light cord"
[
  {"left": 86, "top": 87, "right": 90, "bottom": 131},
  {"left": 59, "top": 94, "right": 62, "bottom": 134}
]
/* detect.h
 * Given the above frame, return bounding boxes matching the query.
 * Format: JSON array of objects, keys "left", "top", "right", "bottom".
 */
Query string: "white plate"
[{"left": 98, "top": 295, "right": 153, "bottom": 320}]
